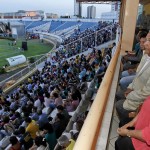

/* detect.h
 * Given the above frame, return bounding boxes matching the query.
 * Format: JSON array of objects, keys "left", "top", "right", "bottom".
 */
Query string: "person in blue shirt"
[{"left": 37, "top": 109, "right": 49, "bottom": 129}]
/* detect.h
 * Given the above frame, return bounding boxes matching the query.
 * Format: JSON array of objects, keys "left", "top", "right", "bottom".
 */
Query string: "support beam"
[
  {"left": 121, "top": 0, "right": 139, "bottom": 53},
  {"left": 119, "top": 0, "right": 126, "bottom": 29}
]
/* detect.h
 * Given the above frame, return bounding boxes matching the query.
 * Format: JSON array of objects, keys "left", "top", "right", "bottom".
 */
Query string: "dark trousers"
[
  {"left": 116, "top": 100, "right": 133, "bottom": 127},
  {"left": 115, "top": 136, "right": 135, "bottom": 150}
]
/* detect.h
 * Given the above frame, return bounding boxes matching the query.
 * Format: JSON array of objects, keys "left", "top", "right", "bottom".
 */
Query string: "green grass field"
[{"left": 0, "top": 39, "right": 53, "bottom": 67}]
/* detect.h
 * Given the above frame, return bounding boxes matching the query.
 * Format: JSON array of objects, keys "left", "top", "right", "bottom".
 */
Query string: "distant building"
[
  {"left": 87, "top": 6, "right": 96, "bottom": 19},
  {"left": 111, "top": 2, "right": 120, "bottom": 12},
  {"left": 46, "top": 13, "right": 58, "bottom": 19},
  {"left": 101, "top": 11, "right": 119, "bottom": 22},
  {"left": 74, "top": 0, "right": 82, "bottom": 17},
  {"left": 0, "top": 10, "right": 45, "bottom": 19},
  {"left": 101, "top": 2, "right": 120, "bottom": 22}
]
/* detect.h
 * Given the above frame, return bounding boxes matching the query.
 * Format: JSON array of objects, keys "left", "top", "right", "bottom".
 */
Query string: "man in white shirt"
[
  {"left": 34, "top": 99, "right": 42, "bottom": 108},
  {"left": 111, "top": 42, "right": 116, "bottom": 57}
]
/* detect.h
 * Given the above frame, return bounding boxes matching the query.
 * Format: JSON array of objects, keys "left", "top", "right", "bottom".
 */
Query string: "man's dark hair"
[
  {"left": 53, "top": 92, "right": 58, "bottom": 98},
  {"left": 35, "top": 136, "right": 47, "bottom": 147},
  {"left": 19, "top": 126, "right": 25, "bottom": 134},
  {"left": 25, "top": 117, "right": 32, "bottom": 123},
  {"left": 56, "top": 105, "right": 64, "bottom": 111},
  {"left": 57, "top": 113, "right": 65, "bottom": 120},
  {"left": 9, "top": 136, "right": 18, "bottom": 146},
  {"left": 113, "top": 42, "right": 116, "bottom": 46},
  {"left": 139, "top": 31, "right": 148, "bottom": 39},
  {"left": 43, "top": 122, "right": 54, "bottom": 133}
]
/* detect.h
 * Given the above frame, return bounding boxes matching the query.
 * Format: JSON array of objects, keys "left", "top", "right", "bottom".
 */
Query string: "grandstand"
[
  {"left": 0, "top": 17, "right": 117, "bottom": 150},
  {"left": 24, "top": 20, "right": 99, "bottom": 35}
]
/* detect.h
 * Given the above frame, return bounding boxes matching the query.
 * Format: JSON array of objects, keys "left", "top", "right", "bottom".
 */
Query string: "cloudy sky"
[{"left": 0, "top": 0, "right": 111, "bottom": 18}]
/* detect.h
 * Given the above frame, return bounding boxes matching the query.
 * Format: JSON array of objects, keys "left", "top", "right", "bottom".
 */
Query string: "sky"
[{"left": 0, "top": 0, "right": 111, "bottom": 18}]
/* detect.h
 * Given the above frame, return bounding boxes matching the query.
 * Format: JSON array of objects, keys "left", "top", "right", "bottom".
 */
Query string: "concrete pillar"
[{"left": 121, "top": 0, "right": 139, "bottom": 53}]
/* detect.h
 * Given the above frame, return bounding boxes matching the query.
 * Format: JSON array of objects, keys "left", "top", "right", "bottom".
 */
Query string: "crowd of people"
[
  {"left": 115, "top": 29, "right": 150, "bottom": 150},
  {"left": 56, "top": 22, "right": 117, "bottom": 60},
  {"left": 0, "top": 32, "right": 115, "bottom": 150}
]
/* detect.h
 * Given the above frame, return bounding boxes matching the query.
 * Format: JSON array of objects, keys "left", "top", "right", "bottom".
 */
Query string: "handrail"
[{"left": 73, "top": 41, "right": 121, "bottom": 150}]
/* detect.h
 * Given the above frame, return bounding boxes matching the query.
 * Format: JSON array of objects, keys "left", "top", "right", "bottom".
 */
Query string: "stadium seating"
[
  {"left": 52, "top": 21, "right": 79, "bottom": 32},
  {"left": 26, "top": 21, "right": 49, "bottom": 30},
  {"left": 23, "top": 20, "right": 99, "bottom": 35},
  {"left": 49, "top": 20, "right": 66, "bottom": 32},
  {"left": 79, "top": 22, "right": 98, "bottom": 32}
]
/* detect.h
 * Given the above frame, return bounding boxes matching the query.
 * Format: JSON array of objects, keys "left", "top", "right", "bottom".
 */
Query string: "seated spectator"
[
  {"left": 37, "top": 109, "right": 49, "bottom": 129},
  {"left": 31, "top": 107, "right": 39, "bottom": 121},
  {"left": 52, "top": 113, "right": 66, "bottom": 138},
  {"left": 58, "top": 134, "right": 75, "bottom": 150},
  {"left": 67, "top": 72, "right": 79, "bottom": 85},
  {"left": 53, "top": 92, "right": 63, "bottom": 107},
  {"left": 12, "top": 112, "right": 22, "bottom": 128},
  {"left": 63, "top": 99, "right": 74, "bottom": 112},
  {"left": 34, "top": 98, "right": 42, "bottom": 108},
  {"left": 25, "top": 117, "right": 39, "bottom": 139},
  {"left": 119, "top": 32, "right": 147, "bottom": 90},
  {"left": 0, "top": 116, "right": 15, "bottom": 137},
  {"left": 70, "top": 93, "right": 79, "bottom": 111},
  {"left": 44, "top": 92, "right": 52, "bottom": 107},
  {"left": 122, "top": 31, "right": 148, "bottom": 70},
  {"left": 64, "top": 93, "right": 79, "bottom": 113},
  {"left": 43, "top": 123, "right": 57, "bottom": 150},
  {"left": 78, "top": 76, "right": 88, "bottom": 94},
  {"left": 86, "top": 66, "right": 95, "bottom": 81},
  {"left": 19, "top": 126, "right": 33, "bottom": 150},
  {"left": 56, "top": 105, "right": 70, "bottom": 125},
  {"left": 115, "top": 96, "right": 150, "bottom": 150},
  {"left": 70, "top": 85, "right": 82, "bottom": 101},
  {"left": 9, "top": 136, "right": 21, "bottom": 150},
  {"left": 29, "top": 136, "right": 49, "bottom": 150},
  {"left": 111, "top": 42, "right": 116, "bottom": 57}
]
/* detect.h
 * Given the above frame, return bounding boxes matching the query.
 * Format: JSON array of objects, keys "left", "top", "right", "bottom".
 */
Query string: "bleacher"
[
  {"left": 79, "top": 22, "right": 98, "bottom": 32},
  {"left": 22, "top": 20, "right": 100, "bottom": 36},
  {"left": 52, "top": 21, "right": 79, "bottom": 32},
  {"left": 20, "top": 21, "right": 33, "bottom": 27},
  {"left": 26, "top": 21, "right": 49, "bottom": 30},
  {"left": 49, "top": 20, "right": 66, "bottom": 32}
]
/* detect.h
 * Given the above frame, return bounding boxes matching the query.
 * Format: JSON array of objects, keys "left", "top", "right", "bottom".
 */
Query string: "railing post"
[
  {"left": 95, "top": 31, "right": 97, "bottom": 47},
  {"left": 111, "top": 25, "right": 113, "bottom": 40},
  {"left": 81, "top": 38, "right": 83, "bottom": 52},
  {"left": 20, "top": 71, "right": 23, "bottom": 78}
]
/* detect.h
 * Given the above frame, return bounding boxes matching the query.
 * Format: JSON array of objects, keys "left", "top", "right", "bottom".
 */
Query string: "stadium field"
[{"left": 0, "top": 39, "right": 53, "bottom": 67}]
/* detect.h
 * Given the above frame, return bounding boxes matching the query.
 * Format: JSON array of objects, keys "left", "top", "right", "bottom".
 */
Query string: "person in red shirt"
[
  {"left": 9, "top": 136, "right": 21, "bottom": 150},
  {"left": 115, "top": 96, "right": 150, "bottom": 150}
]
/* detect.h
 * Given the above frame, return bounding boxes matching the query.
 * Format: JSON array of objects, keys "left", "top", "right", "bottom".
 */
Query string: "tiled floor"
[{"left": 107, "top": 109, "right": 119, "bottom": 150}]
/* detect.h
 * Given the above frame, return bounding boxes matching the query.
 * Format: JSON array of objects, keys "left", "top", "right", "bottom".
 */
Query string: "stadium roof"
[{"left": 76, "top": 0, "right": 120, "bottom": 2}]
